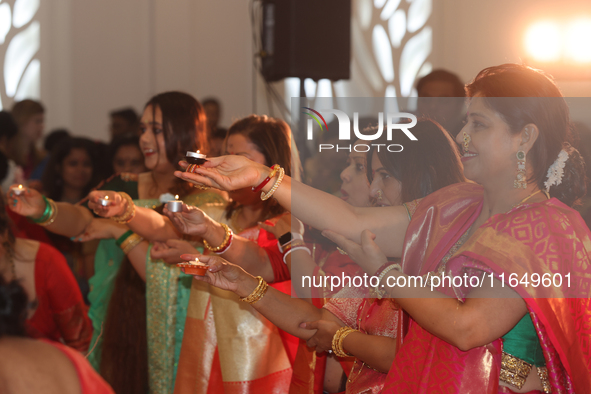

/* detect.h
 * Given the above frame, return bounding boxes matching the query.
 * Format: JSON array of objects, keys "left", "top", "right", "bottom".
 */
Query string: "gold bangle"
[
  {"left": 239, "top": 276, "right": 269, "bottom": 304},
  {"left": 38, "top": 198, "right": 58, "bottom": 226},
  {"left": 203, "top": 223, "right": 233, "bottom": 252},
  {"left": 111, "top": 192, "right": 136, "bottom": 223},
  {"left": 261, "top": 167, "right": 285, "bottom": 201},
  {"left": 120, "top": 233, "right": 144, "bottom": 254},
  {"left": 332, "top": 326, "right": 359, "bottom": 358}
]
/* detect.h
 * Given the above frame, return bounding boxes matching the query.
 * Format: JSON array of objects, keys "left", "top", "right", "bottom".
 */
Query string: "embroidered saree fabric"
[
  {"left": 174, "top": 224, "right": 294, "bottom": 394},
  {"left": 382, "top": 182, "right": 591, "bottom": 393}
]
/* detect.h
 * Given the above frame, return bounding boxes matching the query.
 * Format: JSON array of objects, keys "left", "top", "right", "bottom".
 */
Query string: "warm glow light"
[
  {"left": 564, "top": 19, "right": 591, "bottom": 63},
  {"left": 175, "top": 195, "right": 179, "bottom": 200},
  {"left": 525, "top": 21, "right": 561, "bottom": 62}
]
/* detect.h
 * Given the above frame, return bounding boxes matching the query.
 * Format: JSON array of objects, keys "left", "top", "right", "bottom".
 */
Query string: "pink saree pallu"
[{"left": 382, "top": 183, "right": 591, "bottom": 394}]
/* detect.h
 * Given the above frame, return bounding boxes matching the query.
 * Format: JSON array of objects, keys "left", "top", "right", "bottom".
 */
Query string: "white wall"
[
  {"left": 434, "top": 0, "right": 591, "bottom": 96},
  {"left": 40, "top": 0, "right": 271, "bottom": 141},
  {"left": 38, "top": 0, "right": 591, "bottom": 141}
]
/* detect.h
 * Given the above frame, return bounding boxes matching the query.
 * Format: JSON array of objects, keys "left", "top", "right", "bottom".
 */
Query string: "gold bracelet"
[
  {"left": 111, "top": 192, "right": 136, "bottom": 223},
  {"left": 120, "top": 233, "right": 144, "bottom": 254},
  {"left": 203, "top": 223, "right": 233, "bottom": 252},
  {"left": 239, "top": 276, "right": 269, "bottom": 304},
  {"left": 332, "top": 326, "right": 359, "bottom": 358},
  {"left": 261, "top": 167, "right": 285, "bottom": 201},
  {"left": 38, "top": 198, "right": 58, "bottom": 226}
]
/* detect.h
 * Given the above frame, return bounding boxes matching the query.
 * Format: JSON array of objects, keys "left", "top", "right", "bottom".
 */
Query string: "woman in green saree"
[{"left": 7, "top": 91, "right": 227, "bottom": 394}]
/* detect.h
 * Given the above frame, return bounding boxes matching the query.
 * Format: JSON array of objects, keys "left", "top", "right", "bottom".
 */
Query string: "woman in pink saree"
[{"left": 175, "top": 64, "right": 591, "bottom": 393}]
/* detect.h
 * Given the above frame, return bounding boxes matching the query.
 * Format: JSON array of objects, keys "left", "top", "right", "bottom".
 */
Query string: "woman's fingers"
[
  {"left": 300, "top": 321, "right": 319, "bottom": 330},
  {"left": 174, "top": 170, "right": 221, "bottom": 189},
  {"left": 361, "top": 229, "right": 377, "bottom": 242},
  {"left": 360, "top": 229, "right": 380, "bottom": 252},
  {"left": 258, "top": 221, "right": 275, "bottom": 234},
  {"left": 322, "top": 230, "right": 360, "bottom": 254},
  {"left": 200, "top": 156, "right": 226, "bottom": 168},
  {"left": 166, "top": 238, "right": 188, "bottom": 248}
]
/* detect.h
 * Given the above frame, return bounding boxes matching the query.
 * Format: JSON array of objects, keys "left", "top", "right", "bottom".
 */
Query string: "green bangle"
[
  {"left": 116, "top": 230, "right": 134, "bottom": 247},
  {"left": 30, "top": 196, "right": 52, "bottom": 224}
]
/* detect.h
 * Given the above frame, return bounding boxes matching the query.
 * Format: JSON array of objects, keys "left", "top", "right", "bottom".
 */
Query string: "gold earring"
[
  {"left": 514, "top": 150, "right": 527, "bottom": 189},
  {"left": 462, "top": 132, "right": 471, "bottom": 153}
]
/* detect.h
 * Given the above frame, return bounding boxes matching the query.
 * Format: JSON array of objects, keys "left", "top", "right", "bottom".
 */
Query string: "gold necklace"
[{"left": 511, "top": 189, "right": 550, "bottom": 209}]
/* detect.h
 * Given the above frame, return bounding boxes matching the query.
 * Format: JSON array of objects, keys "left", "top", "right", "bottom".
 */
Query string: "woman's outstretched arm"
[
  {"left": 325, "top": 228, "right": 528, "bottom": 351},
  {"left": 87, "top": 190, "right": 181, "bottom": 242},
  {"left": 73, "top": 218, "right": 150, "bottom": 281},
  {"left": 183, "top": 254, "right": 344, "bottom": 340},
  {"left": 175, "top": 156, "right": 410, "bottom": 258},
  {"left": 165, "top": 205, "right": 281, "bottom": 282},
  {"left": 303, "top": 319, "right": 399, "bottom": 373},
  {"left": 8, "top": 186, "right": 93, "bottom": 237}
]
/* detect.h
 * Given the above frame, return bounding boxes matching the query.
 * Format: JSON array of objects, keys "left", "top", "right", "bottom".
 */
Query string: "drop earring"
[{"left": 514, "top": 150, "right": 527, "bottom": 189}]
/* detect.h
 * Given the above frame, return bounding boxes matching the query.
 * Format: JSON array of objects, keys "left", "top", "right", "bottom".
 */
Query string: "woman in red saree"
[
  {"left": 178, "top": 120, "right": 465, "bottom": 394},
  {"left": 0, "top": 276, "right": 113, "bottom": 394},
  {"left": 177, "top": 64, "right": 591, "bottom": 393},
  {"left": 0, "top": 195, "right": 92, "bottom": 352}
]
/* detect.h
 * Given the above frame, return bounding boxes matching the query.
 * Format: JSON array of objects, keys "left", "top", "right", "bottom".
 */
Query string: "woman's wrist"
[
  {"left": 116, "top": 198, "right": 128, "bottom": 217},
  {"left": 235, "top": 273, "right": 259, "bottom": 298},
  {"left": 203, "top": 219, "right": 225, "bottom": 246},
  {"left": 111, "top": 226, "right": 129, "bottom": 240},
  {"left": 257, "top": 165, "right": 275, "bottom": 193},
  {"left": 29, "top": 196, "right": 49, "bottom": 220},
  {"left": 342, "top": 330, "right": 362, "bottom": 356}
]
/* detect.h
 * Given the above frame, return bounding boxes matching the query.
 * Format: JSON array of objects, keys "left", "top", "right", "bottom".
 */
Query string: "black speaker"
[{"left": 261, "top": 0, "right": 351, "bottom": 82}]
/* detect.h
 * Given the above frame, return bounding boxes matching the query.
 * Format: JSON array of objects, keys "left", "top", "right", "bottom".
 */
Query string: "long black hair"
[
  {"left": 367, "top": 118, "right": 466, "bottom": 202},
  {"left": 143, "top": 91, "right": 209, "bottom": 198},
  {"left": 41, "top": 137, "right": 101, "bottom": 201},
  {"left": 466, "top": 64, "right": 586, "bottom": 206},
  {"left": 0, "top": 194, "right": 24, "bottom": 338}
]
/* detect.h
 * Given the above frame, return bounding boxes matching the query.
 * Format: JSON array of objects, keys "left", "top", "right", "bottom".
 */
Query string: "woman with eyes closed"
[
  {"left": 182, "top": 64, "right": 591, "bottom": 393},
  {"left": 7, "top": 92, "right": 226, "bottom": 394}
]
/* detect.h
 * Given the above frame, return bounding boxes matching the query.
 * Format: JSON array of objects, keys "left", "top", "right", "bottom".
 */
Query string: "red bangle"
[
  {"left": 214, "top": 231, "right": 233, "bottom": 254},
  {"left": 372, "top": 262, "right": 390, "bottom": 278},
  {"left": 252, "top": 165, "right": 279, "bottom": 192}
]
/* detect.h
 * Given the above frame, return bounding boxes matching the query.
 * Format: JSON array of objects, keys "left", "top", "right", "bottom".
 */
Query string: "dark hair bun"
[
  {"left": 0, "top": 276, "right": 28, "bottom": 337},
  {"left": 549, "top": 142, "right": 587, "bottom": 207}
]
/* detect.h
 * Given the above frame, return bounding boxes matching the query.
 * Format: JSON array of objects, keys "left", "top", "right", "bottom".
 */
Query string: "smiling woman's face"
[
  {"left": 456, "top": 96, "right": 522, "bottom": 187},
  {"left": 139, "top": 105, "right": 175, "bottom": 173}
]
